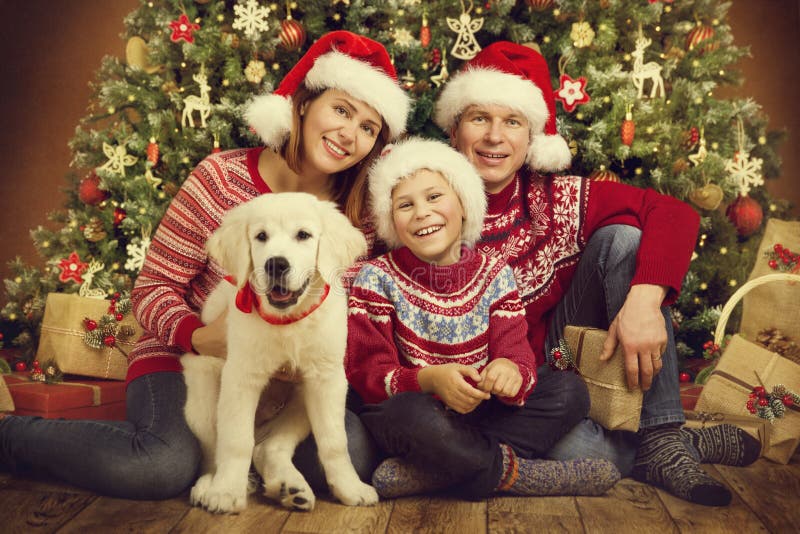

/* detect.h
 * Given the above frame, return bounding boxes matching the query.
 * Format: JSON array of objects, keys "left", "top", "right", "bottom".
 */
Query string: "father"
[{"left": 434, "top": 41, "right": 760, "bottom": 506}]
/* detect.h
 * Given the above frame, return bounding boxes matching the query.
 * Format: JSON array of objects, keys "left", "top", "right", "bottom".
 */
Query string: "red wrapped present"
[
  {"left": 3, "top": 373, "right": 126, "bottom": 420},
  {"left": 680, "top": 382, "right": 703, "bottom": 411}
]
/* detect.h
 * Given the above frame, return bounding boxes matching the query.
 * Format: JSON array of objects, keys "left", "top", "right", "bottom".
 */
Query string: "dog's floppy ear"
[
  {"left": 206, "top": 207, "right": 252, "bottom": 288},
  {"left": 317, "top": 201, "right": 367, "bottom": 285}
]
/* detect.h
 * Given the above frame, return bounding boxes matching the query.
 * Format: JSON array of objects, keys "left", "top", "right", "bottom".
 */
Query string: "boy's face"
[
  {"left": 391, "top": 169, "right": 465, "bottom": 266},
  {"left": 450, "top": 103, "right": 530, "bottom": 194}
]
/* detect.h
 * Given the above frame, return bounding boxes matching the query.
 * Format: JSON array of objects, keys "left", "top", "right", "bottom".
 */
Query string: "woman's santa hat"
[
  {"left": 368, "top": 137, "right": 487, "bottom": 249},
  {"left": 434, "top": 41, "right": 571, "bottom": 172},
  {"left": 244, "top": 31, "right": 410, "bottom": 147}
]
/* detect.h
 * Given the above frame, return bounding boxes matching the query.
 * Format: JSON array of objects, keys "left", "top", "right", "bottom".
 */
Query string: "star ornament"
[
  {"left": 554, "top": 74, "right": 590, "bottom": 112},
  {"left": 726, "top": 151, "right": 764, "bottom": 196},
  {"left": 58, "top": 252, "right": 89, "bottom": 284},
  {"left": 169, "top": 13, "right": 201, "bottom": 44}
]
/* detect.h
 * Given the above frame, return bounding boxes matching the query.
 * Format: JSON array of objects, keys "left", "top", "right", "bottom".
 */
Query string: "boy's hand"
[
  {"left": 418, "top": 364, "right": 490, "bottom": 414},
  {"left": 477, "top": 358, "right": 522, "bottom": 398}
]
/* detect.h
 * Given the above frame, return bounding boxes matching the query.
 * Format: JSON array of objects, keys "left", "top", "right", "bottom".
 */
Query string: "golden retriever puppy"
[{"left": 181, "top": 192, "right": 377, "bottom": 513}]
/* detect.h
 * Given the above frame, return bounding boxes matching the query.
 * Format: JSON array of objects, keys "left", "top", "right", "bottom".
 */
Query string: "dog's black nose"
[{"left": 265, "top": 256, "right": 290, "bottom": 277}]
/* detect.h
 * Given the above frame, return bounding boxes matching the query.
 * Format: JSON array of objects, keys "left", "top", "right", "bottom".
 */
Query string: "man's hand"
[
  {"left": 418, "top": 363, "right": 490, "bottom": 414},
  {"left": 599, "top": 284, "right": 668, "bottom": 391},
  {"left": 477, "top": 358, "right": 522, "bottom": 398},
  {"left": 191, "top": 309, "right": 228, "bottom": 358}
]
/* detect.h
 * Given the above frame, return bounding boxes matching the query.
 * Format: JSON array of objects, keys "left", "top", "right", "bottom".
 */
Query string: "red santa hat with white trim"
[
  {"left": 244, "top": 31, "right": 410, "bottom": 148},
  {"left": 434, "top": 41, "right": 572, "bottom": 172}
]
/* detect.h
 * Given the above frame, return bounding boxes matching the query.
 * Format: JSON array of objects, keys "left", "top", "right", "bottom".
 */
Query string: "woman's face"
[
  {"left": 300, "top": 89, "right": 383, "bottom": 177},
  {"left": 451, "top": 104, "right": 531, "bottom": 194}
]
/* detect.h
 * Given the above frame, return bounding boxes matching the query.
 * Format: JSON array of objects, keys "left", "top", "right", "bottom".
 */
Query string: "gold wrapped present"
[
  {"left": 35, "top": 293, "right": 142, "bottom": 381},
  {"left": 563, "top": 325, "right": 643, "bottom": 432}
]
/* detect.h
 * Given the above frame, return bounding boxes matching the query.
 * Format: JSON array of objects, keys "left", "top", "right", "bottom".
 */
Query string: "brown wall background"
[{"left": 0, "top": 1, "right": 798, "bottom": 307}]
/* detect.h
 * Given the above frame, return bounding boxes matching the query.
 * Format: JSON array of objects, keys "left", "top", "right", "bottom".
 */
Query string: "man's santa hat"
[
  {"left": 434, "top": 41, "right": 571, "bottom": 172},
  {"left": 244, "top": 31, "right": 410, "bottom": 147},
  {"left": 368, "top": 137, "right": 487, "bottom": 249}
]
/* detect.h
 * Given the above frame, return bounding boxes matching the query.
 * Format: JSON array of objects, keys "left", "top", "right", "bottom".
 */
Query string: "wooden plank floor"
[{"left": 1, "top": 453, "right": 798, "bottom": 533}]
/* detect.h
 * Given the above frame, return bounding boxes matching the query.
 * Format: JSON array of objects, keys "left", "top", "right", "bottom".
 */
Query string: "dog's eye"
[
  {"left": 296, "top": 230, "right": 312, "bottom": 241},
  {"left": 255, "top": 231, "right": 268, "bottom": 242}
]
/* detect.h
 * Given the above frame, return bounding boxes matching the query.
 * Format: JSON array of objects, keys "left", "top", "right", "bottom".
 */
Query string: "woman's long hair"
[{"left": 282, "top": 85, "right": 391, "bottom": 228}]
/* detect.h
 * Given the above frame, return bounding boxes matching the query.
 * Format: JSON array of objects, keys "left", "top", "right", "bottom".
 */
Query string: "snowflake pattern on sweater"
[
  {"left": 346, "top": 246, "right": 537, "bottom": 406},
  {"left": 475, "top": 170, "right": 700, "bottom": 367}
]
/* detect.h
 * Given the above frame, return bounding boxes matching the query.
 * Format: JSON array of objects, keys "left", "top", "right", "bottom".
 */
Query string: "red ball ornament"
[
  {"left": 279, "top": 18, "right": 306, "bottom": 51},
  {"left": 589, "top": 169, "right": 621, "bottom": 183},
  {"left": 768, "top": 259, "right": 778, "bottom": 269},
  {"left": 686, "top": 23, "right": 718, "bottom": 53},
  {"left": 726, "top": 195, "right": 763, "bottom": 237},
  {"left": 104, "top": 335, "right": 116, "bottom": 347},
  {"left": 526, "top": 0, "right": 555, "bottom": 10},
  {"left": 783, "top": 394, "right": 795, "bottom": 407},
  {"left": 15, "top": 361, "right": 27, "bottom": 372},
  {"left": 753, "top": 386, "right": 766, "bottom": 397},
  {"left": 758, "top": 397, "right": 769, "bottom": 407},
  {"left": 113, "top": 207, "right": 127, "bottom": 226},
  {"left": 553, "top": 350, "right": 562, "bottom": 360},
  {"left": 115, "top": 313, "right": 124, "bottom": 321},
  {"left": 85, "top": 319, "right": 98, "bottom": 331},
  {"left": 78, "top": 173, "right": 110, "bottom": 205},
  {"left": 679, "top": 372, "right": 691, "bottom": 383}
]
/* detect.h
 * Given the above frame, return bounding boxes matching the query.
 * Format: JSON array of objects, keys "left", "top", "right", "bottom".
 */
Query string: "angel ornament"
[{"left": 447, "top": 1, "right": 483, "bottom": 60}]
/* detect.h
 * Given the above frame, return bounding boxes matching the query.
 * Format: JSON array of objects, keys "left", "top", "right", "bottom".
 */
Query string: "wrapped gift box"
[
  {"left": 3, "top": 373, "right": 126, "bottom": 420},
  {"left": 680, "top": 383, "right": 703, "bottom": 411}
]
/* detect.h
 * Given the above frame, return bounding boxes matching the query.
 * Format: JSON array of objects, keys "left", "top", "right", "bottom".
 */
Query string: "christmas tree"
[{"left": 1, "top": 0, "right": 794, "bottom": 371}]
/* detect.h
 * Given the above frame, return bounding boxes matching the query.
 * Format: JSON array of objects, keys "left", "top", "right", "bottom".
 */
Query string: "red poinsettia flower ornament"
[
  {"left": 57, "top": 252, "right": 89, "bottom": 284},
  {"left": 169, "top": 13, "right": 201, "bottom": 44}
]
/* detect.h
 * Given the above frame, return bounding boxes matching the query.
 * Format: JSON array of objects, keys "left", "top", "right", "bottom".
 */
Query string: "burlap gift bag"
[
  {"left": 35, "top": 293, "right": 142, "bottom": 380},
  {"left": 740, "top": 219, "right": 800, "bottom": 339},
  {"left": 563, "top": 326, "right": 643, "bottom": 432},
  {"left": 696, "top": 272, "right": 800, "bottom": 464},
  {"left": 0, "top": 375, "right": 14, "bottom": 412}
]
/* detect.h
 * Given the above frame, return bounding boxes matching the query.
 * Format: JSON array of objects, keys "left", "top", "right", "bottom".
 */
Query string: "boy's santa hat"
[
  {"left": 244, "top": 31, "right": 410, "bottom": 147},
  {"left": 434, "top": 41, "right": 571, "bottom": 172},
  {"left": 368, "top": 137, "right": 487, "bottom": 249}
]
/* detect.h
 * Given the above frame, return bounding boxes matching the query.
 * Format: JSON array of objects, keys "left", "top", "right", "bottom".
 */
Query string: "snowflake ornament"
[
  {"left": 394, "top": 27, "right": 416, "bottom": 48},
  {"left": 554, "top": 74, "right": 590, "bottom": 112},
  {"left": 98, "top": 142, "right": 138, "bottom": 177},
  {"left": 244, "top": 59, "right": 267, "bottom": 84},
  {"left": 169, "top": 13, "right": 201, "bottom": 44},
  {"left": 125, "top": 236, "right": 151, "bottom": 273},
  {"left": 233, "top": 0, "right": 271, "bottom": 39},
  {"left": 570, "top": 22, "right": 595, "bottom": 48},
  {"left": 726, "top": 151, "right": 764, "bottom": 196},
  {"left": 58, "top": 252, "right": 89, "bottom": 284}
]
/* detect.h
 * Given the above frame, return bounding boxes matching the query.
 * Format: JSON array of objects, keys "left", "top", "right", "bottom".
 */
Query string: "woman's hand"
[
  {"left": 418, "top": 363, "right": 490, "bottom": 414},
  {"left": 477, "top": 358, "right": 522, "bottom": 398},
  {"left": 190, "top": 309, "right": 228, "bottom": 358},
  {"left": 600, "top": 284, "right": 668, "bottom": 391}
]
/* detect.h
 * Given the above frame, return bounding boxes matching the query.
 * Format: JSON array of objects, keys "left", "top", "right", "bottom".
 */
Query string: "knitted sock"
[
  {"left": 632, "top": 425, "right": 731, "bottom": 506},
  {"left": 495, "top": 444, "right": 620, "bottom": 496},
  {"left": 682, "top": 424, "right": 761, "bottom": 466},
  {"left": 371, "top": 457, "right": 455, "bottom": 498}
]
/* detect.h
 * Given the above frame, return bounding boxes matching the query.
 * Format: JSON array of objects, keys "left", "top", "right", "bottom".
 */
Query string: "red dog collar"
[{"left": 224, "top": 276, "right": 330, "bottom": 325}]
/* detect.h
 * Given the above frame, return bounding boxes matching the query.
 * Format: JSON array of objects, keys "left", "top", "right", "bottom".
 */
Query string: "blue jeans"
[
  {"left": 544, "top": 225, "right": 685, "bottom": 476},
  {"left": 0, "top": 371, "right": 378, "bottom": 499},
  {"left": 360, "top": 365, "right": 589, "bottom": 500}
]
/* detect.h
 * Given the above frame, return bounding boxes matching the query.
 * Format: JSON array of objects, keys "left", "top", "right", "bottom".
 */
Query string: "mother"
[{"left": 0, "top": 31, "right": 410, "bottom": 500}]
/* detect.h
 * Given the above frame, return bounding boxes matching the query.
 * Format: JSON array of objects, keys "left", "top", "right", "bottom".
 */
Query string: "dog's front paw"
[
  {"left": 331, "top": 479, "right": 379, "bottom": 506},
  {"left": 189, "top": 474, "right": 214, "bottom": 507},
  {"left": 197, "top": 476, "right": 247, "bottom": 514},
  {"left": 264, "top": 477, "right": 315, "bottom": 511}
]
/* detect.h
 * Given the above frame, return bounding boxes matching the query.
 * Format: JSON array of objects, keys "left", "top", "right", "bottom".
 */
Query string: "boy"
[{"left": 345, "top": 137, "right": 620, "bottom": 499}]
